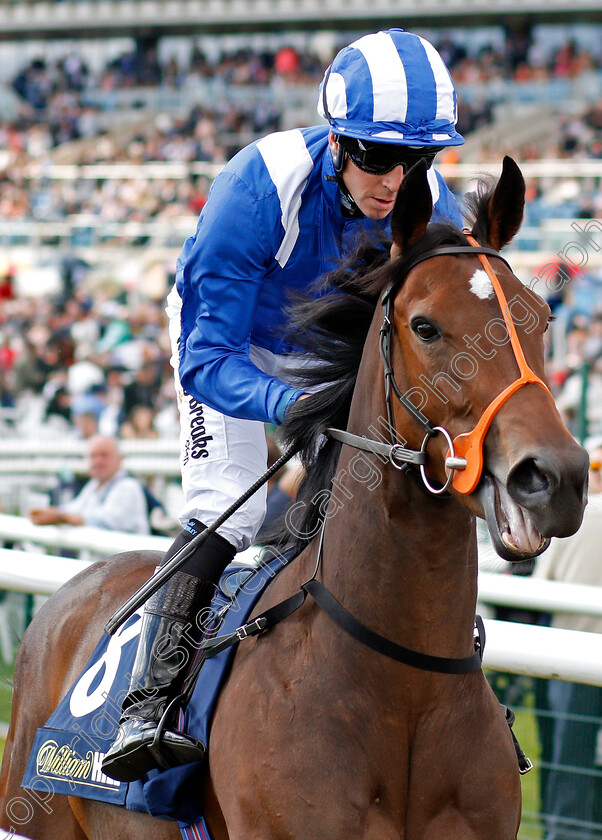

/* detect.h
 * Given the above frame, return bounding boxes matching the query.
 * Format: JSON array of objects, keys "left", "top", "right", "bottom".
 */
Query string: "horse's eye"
[
  {"left": 544, "top": 315, "right": 556, "bottom": 333},
  {"left": 411, "top": 318, "right": 440, "bottom": 342}
]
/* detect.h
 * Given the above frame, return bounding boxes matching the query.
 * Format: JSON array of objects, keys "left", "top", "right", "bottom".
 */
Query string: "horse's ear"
[
  {"left": 391, "top": 159, "right": 433, "bottom": 254},
  {"left": 485, "top": 156, "right": 525, "bottom": 251}
]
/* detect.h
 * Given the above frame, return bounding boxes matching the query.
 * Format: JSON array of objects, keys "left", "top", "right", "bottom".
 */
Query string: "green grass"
[
  {"left": 0, "top": 652, "right": 14, "bottom": 765},
  {"left": 0, "top": 656, "right": 12, "bottom": 765},
  {"left": 0, "top": 661, "right": 14, "bottom": 724},
  {"left": 515, "top": 705, "right": 544, "bottom": 839},
  {"left": 487, "top": 671, "right": 544, "bottom": 840},
  {"left": 0, "top": 591, "right": 29, "bottom": 764}
]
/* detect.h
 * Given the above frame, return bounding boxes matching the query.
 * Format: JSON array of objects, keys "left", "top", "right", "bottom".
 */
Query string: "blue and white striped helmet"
[{"left": 318, "top": 29, "right": 464, "bottom": 147}]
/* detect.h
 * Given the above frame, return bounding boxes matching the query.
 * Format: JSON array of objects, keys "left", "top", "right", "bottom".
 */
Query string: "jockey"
[{"left": 102, "top": 28, "right": 465, "bottom": 782}]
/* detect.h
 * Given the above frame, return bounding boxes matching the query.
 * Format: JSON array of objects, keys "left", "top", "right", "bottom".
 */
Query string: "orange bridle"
[
  {"left": 375, "top": 234, "right": 553, "bottom": 496},
  {"left": 448, "top": 234, "right": 551, "bottom": 494},
  {"left": 333, "top": 234, "right": 554, "bottom": 497}
]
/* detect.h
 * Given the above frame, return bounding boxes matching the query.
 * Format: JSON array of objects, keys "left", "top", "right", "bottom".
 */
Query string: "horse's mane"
[{"left": 268, "top": 183, "right": 494, "bottom": 554}]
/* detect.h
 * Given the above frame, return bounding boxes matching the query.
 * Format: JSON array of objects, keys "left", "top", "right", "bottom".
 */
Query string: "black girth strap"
[{"left": 201, "top": 578, "right": 484, "bottom": 675}]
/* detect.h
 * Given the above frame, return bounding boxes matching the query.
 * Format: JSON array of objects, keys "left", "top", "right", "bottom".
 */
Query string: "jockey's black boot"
[{"left": 101, "top": 520, "right": 236, "bottom": 783}]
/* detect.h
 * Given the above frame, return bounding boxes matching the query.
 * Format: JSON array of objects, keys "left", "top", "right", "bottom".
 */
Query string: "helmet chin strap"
[
  {"left": 331, "top": 136, "right": 364, "bottom": 218},
  {"left": 338, "top": 182, "right": 363, "bottom": 218}
]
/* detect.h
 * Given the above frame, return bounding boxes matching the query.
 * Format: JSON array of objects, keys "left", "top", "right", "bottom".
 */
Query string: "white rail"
[
  {"left": 1, "top": 514, "right": 598, "bottom": 613},
  {"left": 0, "top": 458, "right": 180, "bottom": 478},
  {"left": 0, "top": 439, "right": 181, "bottom": 479},
  {"left": 0, "top": 0, "right": 599, "bottom": 37},
  {"left": 483, "top": 620, "right": 602, "bottom": 686},
  {"left": 0, "top": 439, "right": 179, "bottom": 456},
  {"left": 0, "top": 515, "right": 260, "bottom": 582},
  {"left": 478, "top": 572, "right": 602, "bottom": 617},
  {"left": 14, "top": 160, "right": 602, "bottom": 182},
  {"left": 0, "top": 548, "right": 93, "bottom": 596},
  {"left": 0, "top": 513, "right": 171, "bottom": 559},
  {"left": 0, "top": 519, "right": 601, "bottom": 684}
]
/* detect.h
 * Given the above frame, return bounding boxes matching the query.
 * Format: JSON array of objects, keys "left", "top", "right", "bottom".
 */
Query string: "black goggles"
[{"left": 339, "top": 137, "right": 442, "bottom": 175}]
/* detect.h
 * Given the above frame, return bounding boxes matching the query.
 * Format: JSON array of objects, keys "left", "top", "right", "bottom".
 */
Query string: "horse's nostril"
[{"left": 508, "top": 458, "right": 551, "bottom": 499}]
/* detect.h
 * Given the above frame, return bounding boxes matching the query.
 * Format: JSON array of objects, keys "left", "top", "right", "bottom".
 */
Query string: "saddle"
[
  {"left": 22, "top": 550, "right": 293, "bottom": 828},
  {"left": 22, "top": 545, "right": 531, "bottom": 832}
]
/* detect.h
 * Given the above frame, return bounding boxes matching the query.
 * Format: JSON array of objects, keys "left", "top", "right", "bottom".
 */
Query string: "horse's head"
[{"left": 387, "top": 156, "right": 588, "bottom": 562}]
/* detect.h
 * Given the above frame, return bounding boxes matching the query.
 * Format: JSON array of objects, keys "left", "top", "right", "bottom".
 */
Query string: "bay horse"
[{"left": 0, "top": 157, "right": 588, "bottom": 840}]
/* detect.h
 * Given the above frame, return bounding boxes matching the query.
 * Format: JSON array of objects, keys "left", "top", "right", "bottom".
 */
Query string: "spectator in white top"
[
  {"left": 533, "top": 441, "right": 602, "bottom": 840},
  {"left": 29, "top": 435, "right": 150, "bottom": 535}
]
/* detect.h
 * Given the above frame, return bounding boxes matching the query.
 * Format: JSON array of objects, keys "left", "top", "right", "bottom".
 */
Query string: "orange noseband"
[{"left": 449, "top": 235, "right": 551, "bottom": 494}]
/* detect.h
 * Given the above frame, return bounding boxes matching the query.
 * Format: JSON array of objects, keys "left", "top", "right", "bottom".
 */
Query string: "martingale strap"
[
  {"left": 201, "top": 578, "right": 485, "bottom": 675},
  {"left": 199, "top": 589, "right": 307, "bottom": 658}
]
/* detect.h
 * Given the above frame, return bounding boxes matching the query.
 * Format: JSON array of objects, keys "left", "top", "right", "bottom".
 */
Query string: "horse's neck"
[{"left": 320, "top": 315, "right": 478, "bottom": 661}]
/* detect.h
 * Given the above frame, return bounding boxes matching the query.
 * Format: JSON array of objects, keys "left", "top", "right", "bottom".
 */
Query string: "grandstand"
[
  {"left": 0, "top": 0, "right": 602, "bottom": 39},
  {"left": 0, "top": 0, "right": 600, "bottom": 498}
]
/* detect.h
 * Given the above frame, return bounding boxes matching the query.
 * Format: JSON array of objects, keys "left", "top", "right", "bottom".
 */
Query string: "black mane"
[{"left": 269, "top": 192, "right": 491, "bottom": 554}]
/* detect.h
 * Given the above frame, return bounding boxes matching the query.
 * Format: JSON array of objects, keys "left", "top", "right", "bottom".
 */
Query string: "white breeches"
[{"left": 166, "top": 285, "right": 307, "bottom": 552}]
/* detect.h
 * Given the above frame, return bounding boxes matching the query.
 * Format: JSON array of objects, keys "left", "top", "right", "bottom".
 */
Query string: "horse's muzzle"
[{"left": 506, "top": 450, "right": 589, "bottom": 539}]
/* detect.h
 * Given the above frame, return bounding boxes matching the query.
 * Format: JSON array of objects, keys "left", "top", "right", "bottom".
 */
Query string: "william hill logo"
[{"left": 36, "top": 740, "right": 120, "bottom": 788}]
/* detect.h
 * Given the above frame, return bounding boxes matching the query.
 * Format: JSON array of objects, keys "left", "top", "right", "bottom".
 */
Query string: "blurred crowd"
[
  {"left": 0, "top": 142, "right": 213, "bottom": 227},
  {"left": 0, "top": 283, "right": 178, "bottom": 443},
  {"left": 0, "top": 257, "right": 601, "bottom": 453},
  {"left": 4, "top": 34, "right": 602, "bottom": 154},
  {"left": 3, "top": 43, "right": 321, "bottom": 162},
  {"left": 0, "top": 31, "right": 599, "bottom": 226},
  {"left": 441, "top": 33, "right": 600, "bottom": 86},
  {"left": 0, "top": 27, "right": 601, "bottom": 450}
]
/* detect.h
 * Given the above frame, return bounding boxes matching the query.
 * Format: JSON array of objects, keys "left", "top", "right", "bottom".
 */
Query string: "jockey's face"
[{"left": 329, "top": 133, "right": 404, "bottom": 220}]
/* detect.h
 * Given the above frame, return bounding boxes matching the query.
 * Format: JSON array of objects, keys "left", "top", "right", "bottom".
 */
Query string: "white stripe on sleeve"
[
  {"left": 427, "top": 167, "right": 440, "bottom": 206},
  {"left": 257, "top": 130, "right": 314, "bottom": 268}
]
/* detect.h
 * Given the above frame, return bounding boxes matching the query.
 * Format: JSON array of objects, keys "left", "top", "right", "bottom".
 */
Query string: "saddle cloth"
[{"left": 22, "top": 549, "right": 292, "bottom": 835}]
